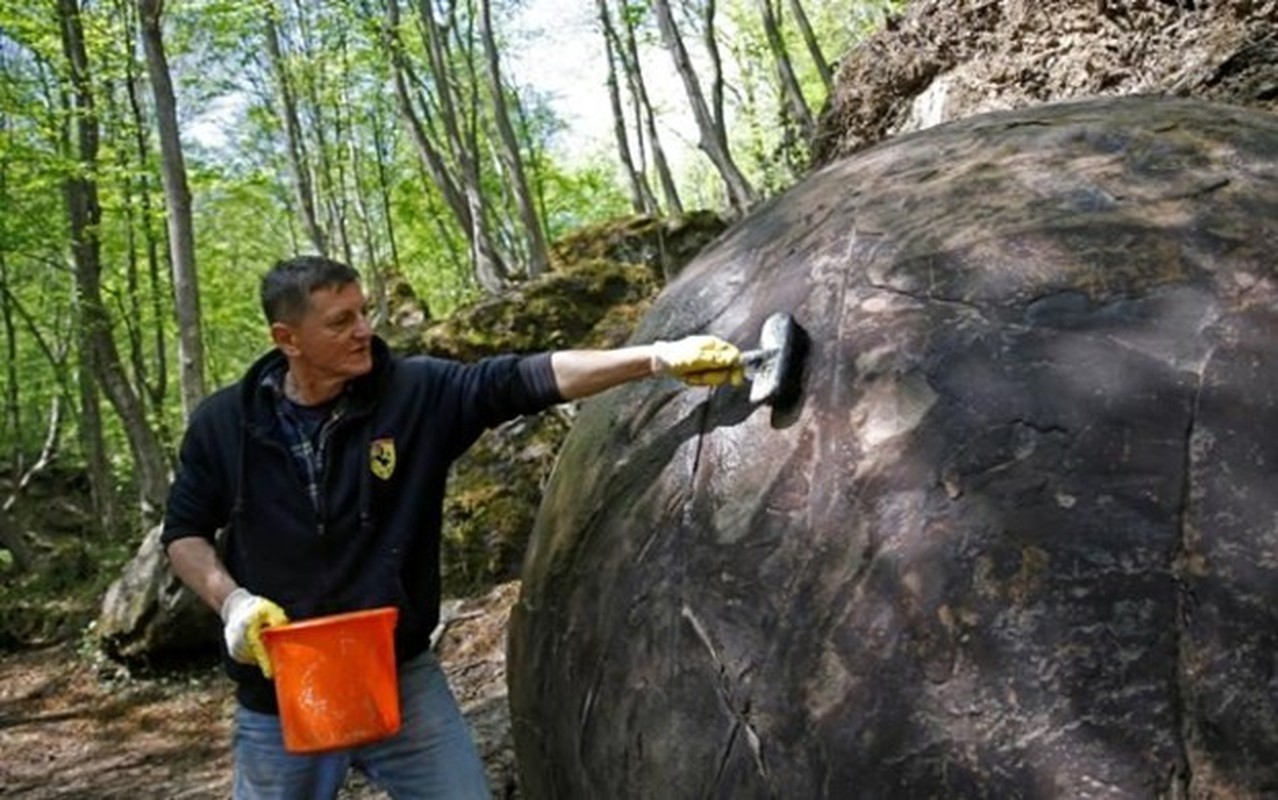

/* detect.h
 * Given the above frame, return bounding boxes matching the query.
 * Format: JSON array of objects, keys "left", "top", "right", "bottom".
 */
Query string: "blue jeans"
[{"left": 232, "top": 651, "right": 490, "bottom": 799}]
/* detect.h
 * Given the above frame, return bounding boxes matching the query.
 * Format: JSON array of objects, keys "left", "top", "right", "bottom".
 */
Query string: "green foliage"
[
  {"left": 440, "top": 412, "right": 570, "bottom": 597},
  {"left": 538, "top": 157, "right": 634, "bottom": 241},
  {"left": 718, "top": 0, "right": 905, "bottom": 191},
  {"left": 189, "top": 166, "right": 288, "bottom": 384},
  {"left": 0, "top": 0, "right": 900, "bottom": 576}
]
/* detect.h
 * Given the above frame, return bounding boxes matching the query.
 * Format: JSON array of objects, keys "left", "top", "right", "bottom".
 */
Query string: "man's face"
[{"left": 271, "top": 282, "right": 373, "bottom": 382}]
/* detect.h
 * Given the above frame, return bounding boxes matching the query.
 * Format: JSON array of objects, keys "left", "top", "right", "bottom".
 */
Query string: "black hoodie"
[{"left": 162, "top": 337, "right": 562, "bottom": 712}]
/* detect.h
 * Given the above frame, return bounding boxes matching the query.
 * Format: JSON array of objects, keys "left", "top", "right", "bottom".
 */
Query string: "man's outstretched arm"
[{"left": 550, "top": 337, "right": 743, "bottom": 400}]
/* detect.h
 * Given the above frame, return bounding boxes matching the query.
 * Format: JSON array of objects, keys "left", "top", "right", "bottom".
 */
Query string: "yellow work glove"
[
  {"left": 220, "top": 587, "right": 289, "bottom": 679},
  {"left": 650, "top": 335, "right": 745, "bottom": 387}
]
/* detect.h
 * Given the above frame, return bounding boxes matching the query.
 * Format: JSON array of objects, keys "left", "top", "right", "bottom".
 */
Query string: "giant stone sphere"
[{"left": 508, "top": 97, "right": 1278, "bottom": 798}]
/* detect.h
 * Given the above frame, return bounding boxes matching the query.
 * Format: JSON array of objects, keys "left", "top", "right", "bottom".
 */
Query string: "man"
[{"left": 162, "top": 255, "right": 743, "bottom": 798}]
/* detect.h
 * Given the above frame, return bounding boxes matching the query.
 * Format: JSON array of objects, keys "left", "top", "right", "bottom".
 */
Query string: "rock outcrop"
[{"left": 815, "top": 0, "right": 1277, "bottom": 165}]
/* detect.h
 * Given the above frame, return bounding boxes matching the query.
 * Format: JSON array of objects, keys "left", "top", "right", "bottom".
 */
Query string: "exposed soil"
[
  {"left": 0, "top": 582, "right": 521, "bottom": 799},
  {"left": 815, "top": 0, "right": 1278, "bottom": 165}
]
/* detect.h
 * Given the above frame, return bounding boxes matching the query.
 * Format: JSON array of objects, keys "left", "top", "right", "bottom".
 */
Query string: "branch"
[{"left": 3, "top": 393, "right": 62, "bottom": 515}]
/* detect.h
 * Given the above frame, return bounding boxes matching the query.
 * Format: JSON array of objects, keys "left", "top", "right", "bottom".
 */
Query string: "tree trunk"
[
  {"left": 115, "top": 125, "right": 149, "bottom": 422},
  {"left": 757, "top": 0, "right": 815, "bottom": 147},
  {"left": 0, "top": 261, "right": 19, "bottom": 480},
  {"left": 415, "top": 0, "right": 506, "bottom": 292},
  {"left": 338, "top": 44, "right": 379, "bottom": 270},
  {"left": 479, "top": 0, "right": 548, "bottom": 278},
  {"left": 651, "top": 0, "right": 755, "bottom": 215},
  {"left": 385, "top": 34, "right": 470, "bottom": 234},
  {"left": 384, "top": 3, "right": 467, "bottom": 215},
  {"left": 702, "top": 0, "right": 726, "bottom": 134},
  {"left": 619, "top": 3, "right": 682, "bottom": 215},
  {"left": 57, "top": 0, "right": 170, "bottom": 519},
  {"left": 598, "top": 0, "right": 656, "bottom": 215},
  {"left": 122, "top": 27, "right": 168, "bottom": 414},
  {"left": 0, "top": 129, "right": 20, "bottom": 478},
  {"left": 138, "top": 0, "right": 205, "bottom": 422},
  {"left": 338, "top": 32, "right": 394, "bottom": 321},
  {"left": 382, "top": 0, "right": 505, "bottom": 290},
  {"left": 511, "top": 90, "right": 553, "bottom": 259},
  {"left": 291, "top": 0, "right": 354, "bottom": 267},
  {"left": 264, "top": 9, "right": 328, "bottom": 256},
  {"left": 371, "top": 118, "right": 402, "bottom": 267},
  {"left": 370, "top": 109, "right": 404, "bottom": 324},
  {"left": 349, "top": 139, "right": 382, "bottom": 296},
  {"left": 74, "top": 290, "right": 113, "bottom": 536},
  {"left": 787, "top": 0, "right": 832, "bottom": 94},
  {"left": 103, "top": 3, "right": 151, "bottom": 424}
]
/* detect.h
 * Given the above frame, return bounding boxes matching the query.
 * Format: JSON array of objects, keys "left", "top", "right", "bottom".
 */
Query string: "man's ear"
[{"left": 270, "top": 321, "right": 301, "bottom": 356}]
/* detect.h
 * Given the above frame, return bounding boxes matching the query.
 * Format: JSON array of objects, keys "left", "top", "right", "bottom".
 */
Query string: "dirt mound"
[{"left": 815, "top": 0, "right": 1277, "bottom": 165}]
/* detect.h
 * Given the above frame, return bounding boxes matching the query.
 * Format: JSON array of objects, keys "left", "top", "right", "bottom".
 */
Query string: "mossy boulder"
[
  {"left": 403, "top": 213, "right": 723, "bottom": 595},
  {"left": 438, "top": 410, "right": 575, "bottom": 597},
  {"left": 414, "top": 258, "right": 659, "bottom": 361},
  {"left": 549, "top": 211, "right": 727, "bottom": 281},
  {"left": 411, "top": 259, "right": 654, "bottom": 597}
]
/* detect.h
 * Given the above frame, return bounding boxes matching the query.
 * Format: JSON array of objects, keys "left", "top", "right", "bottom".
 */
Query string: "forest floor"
[{"left": 0, "top": 581, "right": 521, "bottom": 799}]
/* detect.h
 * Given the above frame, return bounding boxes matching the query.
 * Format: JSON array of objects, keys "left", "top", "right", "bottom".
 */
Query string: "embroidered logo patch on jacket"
[{"left": 370, "top": 437, "right": 396, "bottom": 480}]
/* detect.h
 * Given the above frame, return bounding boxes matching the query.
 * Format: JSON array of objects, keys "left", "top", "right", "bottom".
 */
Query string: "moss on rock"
[
  {"left": 548, "top": 211, "right": 726, "bottom": 281},
  {"left": 439, "top": 410, "right": 574, "bottom": 597},
  {"left": 408, "top": 212, "right": 724, "bottom": 596},
  {"left": 411, "top": 259, "right": 658, "bottom": 361}
]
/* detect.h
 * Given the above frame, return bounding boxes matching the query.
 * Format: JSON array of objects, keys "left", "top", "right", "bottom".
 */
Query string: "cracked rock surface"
[{"left": 509, "top": 96, "right": 1278, "bottom": 798}]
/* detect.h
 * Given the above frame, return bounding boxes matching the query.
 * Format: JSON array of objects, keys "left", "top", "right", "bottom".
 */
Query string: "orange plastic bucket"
[{"left": 260, "top": 606, "right": 401, "bottom": 753}]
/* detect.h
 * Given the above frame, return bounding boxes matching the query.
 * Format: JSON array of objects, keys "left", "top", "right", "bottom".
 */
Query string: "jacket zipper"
[{"left": 246, "top": 423, "right": 326, "bottom": 537}]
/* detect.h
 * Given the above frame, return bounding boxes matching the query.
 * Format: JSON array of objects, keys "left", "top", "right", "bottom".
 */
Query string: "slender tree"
[
  {"left": 291, "top": 0, "right": 355, "bottom": 265},
  {"left": 786, "top": 0, "right": 832, "bottom": 94},
  {"left": 0, "top": 107, "right": 20, "bottom": 479},
  {"left": 596, "top": 0, "right": 653, "bottom": 214},
  {"left": 650, "top": 0, "right": 755, "bottom": 215},
  {"left": 138, "top": 0, "right": 206, "bottom": 421},
  {"left": 336, "top": 30, "right": 384, "bottom": 297},
  {"left": 479, "top": 0, "right": 548, "bottom": 278},
  {"left": 119, "top": 14, "right": 168, "bottom": 415},
  {"left": 616, "top": 2, "right": 682, "bottom": 215},
  {"left": 109, "top": 55, "right": 153, "bottom": 421},
  {"left": 381, "top": 0, "right": 474, "bottom": 251},
  {"left": 369, "top": 98, "right": 405, "bottom": 292},
  {"left": 0, "top": 259, "right": 19, "bottom": 480},
  {"left": 415, "top": 0, "right": 507, "bottom": 291},
  {"left": 57, "top": 0, "right": 169, "bottom": 518},
  {"left": 756, "top": 0, "right": 815, "bottom": 146},
  {"left": 264, "top": 6, "right": 328, "bottom": 256},
  {"left": 702, "top": 0, "right": 726, "bottom": 141}
]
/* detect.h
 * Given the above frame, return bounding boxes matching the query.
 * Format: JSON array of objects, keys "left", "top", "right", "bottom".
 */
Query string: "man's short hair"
[{"left": 261, "top": 256, "right": 360, "bottom": 324}]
